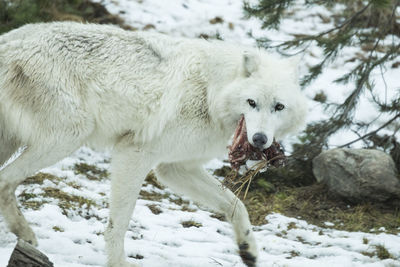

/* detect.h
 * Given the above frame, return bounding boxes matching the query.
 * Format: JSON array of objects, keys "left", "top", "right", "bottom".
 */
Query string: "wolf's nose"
[{"left": 252, "top": 133, "right": 268, "bottom": 148}]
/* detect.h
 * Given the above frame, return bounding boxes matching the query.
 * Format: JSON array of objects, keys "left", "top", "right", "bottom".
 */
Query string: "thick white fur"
[{"left": 0, "top": 22, "right": 307, "bottom": 267}]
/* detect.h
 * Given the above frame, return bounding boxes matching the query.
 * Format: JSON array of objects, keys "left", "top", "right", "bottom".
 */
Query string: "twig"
[{"left": 339, "top": 113, "right": 400, "bottom": 148}]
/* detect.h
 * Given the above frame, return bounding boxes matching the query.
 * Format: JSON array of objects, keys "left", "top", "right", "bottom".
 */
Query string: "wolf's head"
[{"left": 215, "top": 50, "right": 307, "bottom": 150}]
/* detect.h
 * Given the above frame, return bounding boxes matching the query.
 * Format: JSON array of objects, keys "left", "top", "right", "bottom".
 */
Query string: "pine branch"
[{"left": 339, "top": 113, "right": 400, "bottom": 148}]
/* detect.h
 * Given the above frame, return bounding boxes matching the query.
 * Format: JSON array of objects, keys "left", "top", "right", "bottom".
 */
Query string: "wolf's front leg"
[
  {"left": 104, "top": 147, "right": 154, "bottom": 267},
  {"left": 155, "top": 161, "right": 258, "bottom": 267}
]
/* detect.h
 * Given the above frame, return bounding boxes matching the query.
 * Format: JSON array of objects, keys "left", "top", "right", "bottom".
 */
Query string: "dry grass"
[
  {"left": 224, "top": 155, "right": 285, "bottom": 200},
  {"left": 23, "top": 172, "right": 62, "bottom": 185},
  {"left": 243, "top": 183, "right": 400, "bottom": 233},
  {"left": 181, "top": 220, "right": 203, "bottom": 228},
  {"left": 18, "top": 171, "right": 99, "bottom": 217},
  {"left": 374, "top": 244, "right": 394, "bottom": 260},
  {"left": 214, "top": 159, "right": 400, "bottom": 233},
  {"left": 41, "top": 187, "right": 98, "bottom": 216},
  {"left": 73, "top": 163, "right": 109, "bottom": 181},
  {"left": 147, "top": 204, "right": 162, "bottom": 215},
  {"left": 52, "top": 226, "right": 64, "bottom": 232}
]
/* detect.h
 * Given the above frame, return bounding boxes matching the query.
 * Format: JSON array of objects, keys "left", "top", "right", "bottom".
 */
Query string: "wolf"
[{"left": 0, "top": 22, "right": 307, "bottom": 267}]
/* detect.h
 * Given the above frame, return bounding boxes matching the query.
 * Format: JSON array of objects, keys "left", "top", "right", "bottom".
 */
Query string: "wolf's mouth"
[{"left": 228, "top": 115, "right": 286, "bottom": 171}]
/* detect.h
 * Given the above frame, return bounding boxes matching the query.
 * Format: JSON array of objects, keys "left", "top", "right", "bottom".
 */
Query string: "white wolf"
[{"left": 0, "top": 22, "right": 307, "bottom": 267}]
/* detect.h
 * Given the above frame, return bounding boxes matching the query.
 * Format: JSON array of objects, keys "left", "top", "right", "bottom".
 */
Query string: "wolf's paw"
[
  {"left": 19, "top": 228, "right": 38, "bottom": 247},
  {"left": 239, "top": 242, "right": 257, "bottom": 267}
]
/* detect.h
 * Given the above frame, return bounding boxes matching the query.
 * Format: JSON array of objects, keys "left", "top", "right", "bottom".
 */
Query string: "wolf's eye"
[
  {"left": 247, "top": 99, "right": 256, "bottom": 108},
  {"left": 275, "top": 103, "right": 285, "bottom": 111}
]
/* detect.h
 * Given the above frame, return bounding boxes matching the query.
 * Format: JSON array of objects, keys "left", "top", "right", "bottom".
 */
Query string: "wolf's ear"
[{"left": 243, "top": 52, "right": 259, "bottom": 77}]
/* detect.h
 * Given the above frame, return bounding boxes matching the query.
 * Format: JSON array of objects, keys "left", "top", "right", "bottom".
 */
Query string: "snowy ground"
[
  {"left": 1, "top": 0, "right": 399, "bottom": 266},
  {"left": 1, "top": 148, "right": 400, "bottom": 267}
]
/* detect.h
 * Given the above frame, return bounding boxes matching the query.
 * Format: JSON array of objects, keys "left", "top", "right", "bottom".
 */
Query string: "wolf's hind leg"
[
  {"left": 0, "top": 142, "right": 83, "bottom": 246},
  {"left": 155, "top": 162, "right": 258, "bottom": 267}
]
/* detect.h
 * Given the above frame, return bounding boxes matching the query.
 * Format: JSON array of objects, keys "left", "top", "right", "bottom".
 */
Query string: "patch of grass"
[
  {"left": 74, "top": 163, "right": 109, "bottom": 181},
  {"left": 209, "top": 16, "right": 224, "bottom": 24},
  {"left": 52, "top": 226, "right": 64, "bottom": 232},
  {"left": 139, "top": 188, "right": 191, "bottom": 210},
  {"left": 361, "top": 244, "right": 395, "bottom": 259},
  {"left": 66, "top": 181, "right": 82, "bottom": 190},
  {"left": 210, "top": 213, "right": 226, "bottom": 222},
  {"left": 169, "top": 196, "right": 190, "bottom": 207},
  {"left": 242, "top": 183, "right": 400, "bottom": 234},
  {"left": 363, "top": 237, "right": 369, "bottom": 244},
  {"left": 18, "top": 191, "right": 47, "bottom": 210},
  {"left": 147, "top": 204, "right": 162, "bottom": 215},
  {"left": 296, "top": 236, "right": 307, "bottom": 244},
  {"left": 144, "top": 171, "right": 164, "bottom": 189},
  {"left": 42, "top": 187, "right": 97, "bottom": 215},
  {"left": 181, "top": 220, "right": 202, "bottom": 228},
  {"left": 213, "top": 166, "right": 234, "bottom": 178},
  {"left": 128, "top": 254, "right": 144, "bottom": 260},
  {"left": 139, "top": 190, "right": 167, "bottom": 202},
  {"left": 23, "top": 172, "right": 61, "bottom": 185},
  {"left": 242, "top": 192, "right": 270, "bottom": 225},
  {"left": 18, "top": 191, "right": 38, "bottom": 201},
  {"left": 287, "top": 250, "right": 300, "bottom": 258},
  {"left": 313, "top": 91, "right": 327, "bottom": 103},
  {"left": 287, "top": 222, "right": 298, "bottom": 230},
  {"left": 181, "top": 205, "right": 197, "bottom": 212},
  {"left": 0, "top": 0, "right": 133, "bottom": 35},
  {"left": 374, "top": 244, "right": 393, "bottom": 260},
  {"left": 361, "top": 251, "right": 375, "bottom": 258},
  {"left": 21, "top": 200, "right": 47, "bottom": 210}
]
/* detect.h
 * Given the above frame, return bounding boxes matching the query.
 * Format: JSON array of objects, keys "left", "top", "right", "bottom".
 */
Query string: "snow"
[
  {"left": 1, "top": 0, "right": 399, "bottom": 266},
  {"left": 2, "top": 154, "right": 400, "bottom": 267}
]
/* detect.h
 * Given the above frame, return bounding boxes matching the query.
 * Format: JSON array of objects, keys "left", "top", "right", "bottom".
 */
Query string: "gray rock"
[{"left": 312, "top": 148, "right": 400, "bottom": 203}]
